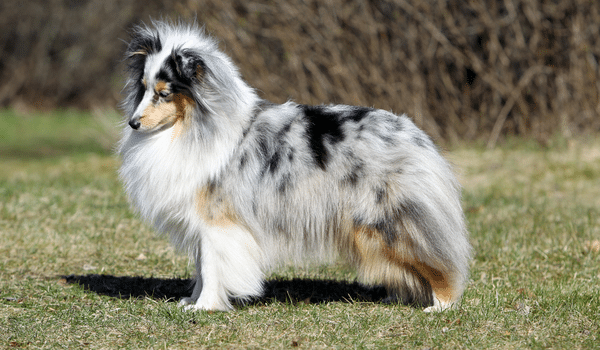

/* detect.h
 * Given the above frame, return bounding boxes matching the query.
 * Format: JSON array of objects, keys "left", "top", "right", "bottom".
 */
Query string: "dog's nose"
[{"left": 129, "top": 118, "right": 141, "bottom": 130}]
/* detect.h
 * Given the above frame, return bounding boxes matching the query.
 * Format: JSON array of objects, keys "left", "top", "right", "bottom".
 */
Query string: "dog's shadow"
[{"left": 62, "top": 274, "right": 389, "bottom": 306}]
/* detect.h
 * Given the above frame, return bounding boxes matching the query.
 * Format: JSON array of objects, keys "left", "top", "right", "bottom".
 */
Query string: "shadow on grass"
[{"left": 63, "top": 274, "right": 388, "bottom": 305}]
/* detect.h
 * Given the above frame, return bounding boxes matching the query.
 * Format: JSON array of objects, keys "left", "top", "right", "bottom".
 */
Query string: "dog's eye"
[{"left": 158, "top": 91, "right": 171, "bottom": 98}]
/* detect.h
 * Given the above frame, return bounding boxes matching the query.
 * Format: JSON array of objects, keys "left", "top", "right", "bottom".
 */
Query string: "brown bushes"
[{"left": 1, "top": 0, "right": 599, "bottom": 145}]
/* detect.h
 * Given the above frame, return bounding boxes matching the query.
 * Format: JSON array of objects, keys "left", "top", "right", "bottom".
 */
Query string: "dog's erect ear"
[{"left": 172, "top": 49, "right": 205, "bottom": 83}]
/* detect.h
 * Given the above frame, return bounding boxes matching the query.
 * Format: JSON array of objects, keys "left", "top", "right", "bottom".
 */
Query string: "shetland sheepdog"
[{"left": 118, "top": 20, "right": 471, "bottom": 312}]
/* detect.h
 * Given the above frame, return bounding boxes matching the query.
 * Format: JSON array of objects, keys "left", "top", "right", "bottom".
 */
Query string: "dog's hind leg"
[
  {"left": 352, "top": 221, "right": 468, "bottom": 311},
  {"left": 351, "top": 226, "right": 433, "bottom": 307},
  {"left": 384, "top": 262, "right": 462, "bottom": 312},
  {"left": 415, "top": 263, "right": 462, "bottom": 313}
]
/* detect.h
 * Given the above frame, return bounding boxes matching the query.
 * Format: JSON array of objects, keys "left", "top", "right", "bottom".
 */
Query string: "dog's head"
[{"left": 121, "top": 21, "right": 248, "bottom": 134}]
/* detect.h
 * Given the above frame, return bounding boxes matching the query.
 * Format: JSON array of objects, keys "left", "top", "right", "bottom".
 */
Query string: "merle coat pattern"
[{"left": 118, "top": 20, "right": 471, "bottom": 312}]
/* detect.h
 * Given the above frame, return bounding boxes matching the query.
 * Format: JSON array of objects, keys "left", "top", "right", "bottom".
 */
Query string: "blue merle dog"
[{"left": 118, "top": 20, "right": 471, "bottom": 312}]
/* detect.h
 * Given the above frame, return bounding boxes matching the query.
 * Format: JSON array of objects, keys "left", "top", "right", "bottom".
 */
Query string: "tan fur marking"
[
  {"left": 155, "top": 81, "right": 168, "bottom": 93},
  {"left": 138, "top": 93, "right": 194, "bottom": 138},
  {"left": 129, "top": 50, "right": 148, "bottom": 57},
  {"left": 412, "top": 262, "right": 453, "bottom": 303},
  {"left": 170, "top": 94, "right": 194, "bottom": 141},
  {"left": 352, "top": 226, "right": 408, "bottom": 284},
  {"left": 140, "top": 101, "right": 177, "bottom": 129},
  {"left": 196, "top": 186, "right": 238, "bottom": 227},
  {"left": 353, "top": 225, "right": 455, "bottom": 303},
  {"left": 353, "top": 226, "right": 416, "bottom": 267},
  {"left": 171, "top": 120, "right": 183, "bottom": 141}
]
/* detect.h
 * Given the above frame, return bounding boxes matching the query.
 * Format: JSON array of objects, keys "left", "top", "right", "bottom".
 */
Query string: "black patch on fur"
[
  {"left": 125, "top": 31, "right": 162, "bottom": 110},
  {"left": 256, "top": 130, "right": 276, "bottom": 179},
  {"left": 239, "top": 152, "right": 248, "bottom": 171},
  {"left": 256, "top": 134, "right": 270, "bottom": 160},
  {"left": 344, "top": 107, "right": 374, "bottom": 123},
  {"left": 375, "top": 187, "right": 387, "bottom": 204},
  {"left": 277, "top": 121, "right": 293, "bottom": 139},
  {"left": 358, "top": 200, "right": 431, "bottom": 247},
  {"left": 150, "top": 49, "right": 208, "bottom": 113},
  {"left": 126, "top": 30, "right": 162, "bottom": 59},
  {"left": 342, "top": 161, "right": 364, "bottom": 187},
  {"left": 352, "top": 216, "right": 366, "bottom": 228},
  {"left": 156, "top": 63, "right": 175, "bottom": 84},
  {"left": 345, "top": 169, "right": 360, "bottom": 187},
  {"left": 380, "top": 133, "right": 396, "bottom": 146},
  {"left": 373, "top": 219, "right": 398, "bottom": 246},
  {"left": 302, "top": 105, "right": 346, "bottom": 169},
  {"left": 159, "top": 50, "right": 205, "bottom": 92},
  {"left": 265, "top": 121, "right": 295, "bottom": 175},
  {"left": 355, "top": 124, "right": 365, "bottom": 140},
  {"left": 252, "top": 120, "right": 299, "bottom": 179},
  {"left": 131, "top": 78, "right": 145, "bottom": 109},
  {"left": 206, "top": 180, "right": 218, "bottom": 195},
  {"left": 353, "top": 214, "right": 399, "bottom": 247},
  {"left": 412, "top": 135, "right": 428, "bottom": 148},
  {"left": 268, "top": 150, "right": 281, "bottom": 174}
]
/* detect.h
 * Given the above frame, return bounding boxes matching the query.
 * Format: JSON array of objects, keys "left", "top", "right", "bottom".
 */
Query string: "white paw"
[
  {"left": 181, "top": 302, "right": 232, "bottom": 312},
  {"left": 178, "top": 297, "right": 196, "bottom": 307},
  {"left": 182, "top": 304, "right": 202, "bottom": 312},
  {"left": 423, "top": 305, "right": 442, "bottom": 313},
  {"left": 423, "top": 300, "right": 455, "bottom": 313},
  {"left": 179, "top": 295, "right": 232, "bottom": 312}
]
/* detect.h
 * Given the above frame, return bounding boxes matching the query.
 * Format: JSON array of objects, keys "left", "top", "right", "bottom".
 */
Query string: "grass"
[{"left": 1, "top": 109, "right": 599, "bottom": 349}]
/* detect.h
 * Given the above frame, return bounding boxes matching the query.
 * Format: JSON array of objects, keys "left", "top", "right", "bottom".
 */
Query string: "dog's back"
[{"left": 219, "top": 102, "right": 470, "bottom": 310}]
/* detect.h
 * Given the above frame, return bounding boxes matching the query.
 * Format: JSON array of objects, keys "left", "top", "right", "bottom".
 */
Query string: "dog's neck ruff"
[{"left": 118, "top": 104, "right": 250, "bottom": 232}]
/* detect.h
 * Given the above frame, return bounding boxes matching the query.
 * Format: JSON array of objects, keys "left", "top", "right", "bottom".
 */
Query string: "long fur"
[{"left": 118, "top": 20, "right": 471, "bottom": 312}]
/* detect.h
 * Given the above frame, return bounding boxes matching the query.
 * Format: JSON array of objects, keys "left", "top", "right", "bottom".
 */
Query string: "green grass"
[
  {"left": 1, "top": 109, "right": 599, "bottom": 349},
  {"left": 0, "top": 109, "right": 119, "bottom": 159}
]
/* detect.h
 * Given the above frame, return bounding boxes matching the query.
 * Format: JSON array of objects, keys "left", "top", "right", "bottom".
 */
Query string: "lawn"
[{"left": 1, "top": 109, "right": 598, "bottom": 349}]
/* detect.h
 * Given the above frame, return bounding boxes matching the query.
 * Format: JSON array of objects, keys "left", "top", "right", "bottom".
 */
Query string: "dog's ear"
[
  {"left": 126, "top": 31, "right": 162, "bottom": 75},
  {"left": 172, "top": 49, "right": 205, "bottom": 83},
  {"left": 126, "top": 27, "right": 162, "bottom": 58}
]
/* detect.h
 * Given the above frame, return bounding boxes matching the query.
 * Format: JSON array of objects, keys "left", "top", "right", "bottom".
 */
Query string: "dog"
[{"left": 118, "top": 20, "right": 471, "bottom": 312}]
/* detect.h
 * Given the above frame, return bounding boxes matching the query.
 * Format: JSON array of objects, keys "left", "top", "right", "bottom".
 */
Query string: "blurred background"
[{"left": 1, "top": 0, "right": 599, "bottom": 146}]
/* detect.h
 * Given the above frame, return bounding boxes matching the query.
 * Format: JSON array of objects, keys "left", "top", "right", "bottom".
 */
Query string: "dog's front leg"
[
  {"left": 180, "top": 224, "right": 265, "bottom": 312},
  {"left": 178, "top": 251, "right": 204, "bottom": 308},
  {"left": 181, "top": 233, "right": 233, "bottom": 312}
]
